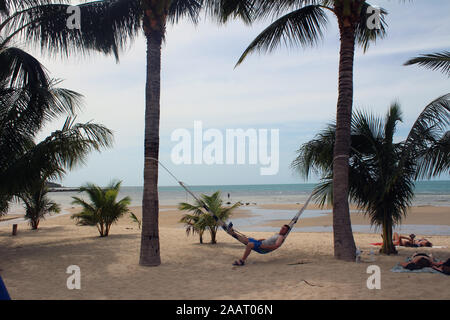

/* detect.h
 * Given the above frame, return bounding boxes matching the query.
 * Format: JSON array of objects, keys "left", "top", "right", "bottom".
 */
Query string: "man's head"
[{"left": 279, "top": 225, "right": 290, "bottom": 236}]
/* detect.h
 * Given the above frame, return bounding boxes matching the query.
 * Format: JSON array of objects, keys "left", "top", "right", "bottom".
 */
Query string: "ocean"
[
  {"left": 4, "top": 181, "right": 449, "bottom": 235},
  {"left": 7, "top": 180, "right": 450, "bottom": 211}
]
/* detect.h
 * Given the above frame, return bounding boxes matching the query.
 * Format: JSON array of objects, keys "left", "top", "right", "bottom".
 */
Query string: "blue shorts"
[{"left": 248, "top": 238, "right": 270, "bottom": 254}]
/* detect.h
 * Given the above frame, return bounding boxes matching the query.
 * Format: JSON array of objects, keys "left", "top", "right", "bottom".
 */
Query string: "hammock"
[{"left": 150, "top": 158, "right": 313, "bottom": 253}]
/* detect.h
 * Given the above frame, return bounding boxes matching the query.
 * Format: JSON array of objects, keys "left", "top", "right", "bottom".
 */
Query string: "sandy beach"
[{"left": 0, "top": 204, "right": 449, "bottom": 300}]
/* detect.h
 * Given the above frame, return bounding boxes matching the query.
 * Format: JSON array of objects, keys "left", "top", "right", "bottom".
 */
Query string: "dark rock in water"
[
  {"left": 226, "top": 202, "right": 231, "bottom": 205},
  {"left": 246, "top": 203, "right": 250, "bottom": 205}
]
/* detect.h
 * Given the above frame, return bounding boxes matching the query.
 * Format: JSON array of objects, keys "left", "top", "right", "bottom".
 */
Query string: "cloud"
[{"left": 26, "top": 0, "right": 450, "bottom": 186}]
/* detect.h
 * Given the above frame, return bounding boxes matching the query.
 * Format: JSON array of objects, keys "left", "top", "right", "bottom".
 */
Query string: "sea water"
[{"left": 4, "top": 181, "right": 449, "bottom": 235}]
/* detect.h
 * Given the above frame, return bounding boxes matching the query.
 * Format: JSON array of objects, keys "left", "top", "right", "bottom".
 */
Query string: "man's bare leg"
[{"left": 241, "top": 242, "right": 254, "bottom": 262}]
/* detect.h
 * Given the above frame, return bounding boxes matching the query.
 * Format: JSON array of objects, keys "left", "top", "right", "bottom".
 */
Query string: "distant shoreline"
[{"left": 48, "top": 188, "right": 80, "bottom": 192}]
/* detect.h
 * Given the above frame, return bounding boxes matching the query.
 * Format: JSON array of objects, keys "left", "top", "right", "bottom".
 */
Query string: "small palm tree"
[
  {"left": 129, "top": 212, "right": 141, "bottom": 229},
  {"left": 292, "top": 95, "right": 450, "bottom": 254},
  {"left": 20, "top": 180, "right": 60, "bottom": 230},
  {"left": 178, "top": 191, "right": 240, "bottom": 244},
  {"left": 71, "top": 181, "right": 131, "bottom": 237}
]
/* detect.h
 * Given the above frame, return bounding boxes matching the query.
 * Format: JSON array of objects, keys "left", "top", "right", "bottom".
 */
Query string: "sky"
[{"left": 27, "top": 0, "right": 450, "bottom": 187}]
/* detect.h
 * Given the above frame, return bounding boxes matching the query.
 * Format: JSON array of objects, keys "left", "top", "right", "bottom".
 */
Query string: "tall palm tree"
[
  {"left": 178, "top": 191, "right": 240, "bottom": 244},
  {"left": 3, "top": 0, "right": 255, "bottom": 265},
  {"left": 218, "top": 0, "right": 387, "bottom": 260},
  {"left": 404, "top": 51, "right": 450, "bottom": 77},
  {"left": 292, "top": 95, "right": 450, "bottom": 254},
  {"left": 72, "top": 180, "right": 131, "bottom": 237}
]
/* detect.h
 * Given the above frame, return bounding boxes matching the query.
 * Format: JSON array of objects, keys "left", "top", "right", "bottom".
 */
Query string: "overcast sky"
[{"left": 29, "top": 0, "right": 450, "bottom": 187}]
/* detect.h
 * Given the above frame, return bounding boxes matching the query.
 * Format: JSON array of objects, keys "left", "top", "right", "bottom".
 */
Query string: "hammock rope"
[{"left": 147, "top": 157, "right": 313, "bottom": 252}]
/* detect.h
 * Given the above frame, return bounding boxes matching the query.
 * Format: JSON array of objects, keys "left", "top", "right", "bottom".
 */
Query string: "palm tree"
[
  {"left": 292, "top": 95, "right": 450, "bottom": 254},
  {"left": 178, "top": 191, "right": 240, "bottom": 244},
  {"left": 129, "top": 212, "right": 142, "bottom": 229},
  {"left": 71, "top": 180, "right": 131, "bottom": 237},
  {"left": 0, "top": 34, "right": 114, "bottom": 215},
  {"left": 4, "top": 0, "right": 257, "bottom": 265},
  {"left": 20, "top": 179, "right": 60, "bottom": 229},
  {"left": 404, "top": 51, "right": 450, "bottom": 77},
  {"left": 216, "top": 0, "right": 387, "bottom": 261},
  {"left": 1, "top": 0, "right": 203, "bottom": 266}
]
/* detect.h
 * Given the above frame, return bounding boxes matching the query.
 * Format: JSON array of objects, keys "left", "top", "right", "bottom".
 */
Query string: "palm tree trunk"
[
  {"left": 31, "top": 219, "right": 38, "bottom": 230},
  {"left": 139, "top": 30, "right": 163, "bottom": 267},
  {"left": 210, "top": 228, "right": 217, "bottom": 244},
  {"left": 332, "top": 23, "right": 357, "bottom": 261},
  {"left": 381, "top": 213, "right": 397, "bottom": 255}
]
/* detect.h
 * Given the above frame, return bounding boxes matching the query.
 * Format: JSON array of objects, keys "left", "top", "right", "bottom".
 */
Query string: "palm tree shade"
[{"left": 292, "top": 95, "right": 450, "bottom": 254}]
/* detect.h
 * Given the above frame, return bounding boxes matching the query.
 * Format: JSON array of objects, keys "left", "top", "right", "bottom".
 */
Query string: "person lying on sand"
[
  {"left": 229, "top": 225, "right": 290, "bottom": 266},
  {"left": 400, "top": 253, "right": 450, "bottom": 275},
  {"left": 392, "top": 233, "right": 432, "bottom": 247}
]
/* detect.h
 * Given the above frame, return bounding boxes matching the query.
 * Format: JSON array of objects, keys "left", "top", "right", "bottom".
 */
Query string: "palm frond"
[
  {"left": 291, "top": 123, "right": 335, "bottom": 179},
  {"left": 235, "top": 5, "right": 327, "bottom": 66},
  {"left": 168, "top": 0, "right": 202, "bottom": 24},
  {"left": 404, "top": 94, "right": 450, "bottom": 179},
  {"left": 404, "top": 51, "right": 450, "bottom": 76},
  {"left": 0, "top": 43, "right": 49, "bottom": 88},
  {"left": 355, "top": 3, "right": 387, "bottom": 52},
  {"left": 6, "top": 0, "right": 143, "bottom": 61}
]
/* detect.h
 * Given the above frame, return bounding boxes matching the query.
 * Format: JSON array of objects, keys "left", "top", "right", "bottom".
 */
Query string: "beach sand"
[{"left": 0, "top": 204, "right": 449, "bottom": 300}]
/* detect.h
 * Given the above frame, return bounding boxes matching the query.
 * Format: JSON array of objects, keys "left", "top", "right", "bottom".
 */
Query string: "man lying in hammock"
[{"left": 229, "top": 224, "right": 290, "bottom": 266}]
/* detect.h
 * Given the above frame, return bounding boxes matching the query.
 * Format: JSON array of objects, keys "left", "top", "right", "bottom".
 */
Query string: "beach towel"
[
  {"left": 0, "top": 276, "right": 11, "bottom": 300},
  {"left": 370, "top": 243, "right": 447, "bottom": 249},
  {"left": 390, "top": 257, "right": 449, "bottom": 276},
  {"left": 390, "top": 264, "right": 443, "bottom": 275}
]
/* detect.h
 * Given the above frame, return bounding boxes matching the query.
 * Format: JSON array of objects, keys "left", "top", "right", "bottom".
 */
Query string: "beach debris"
[
  {"left": 12, "top": 224, "right": 18, "bottom": 236},
  {"left": 287, "top": 260, "right": 310, "bottom": 265},
  {"left": 301, "top": 280, "right": 322, "bottom": 287}
]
